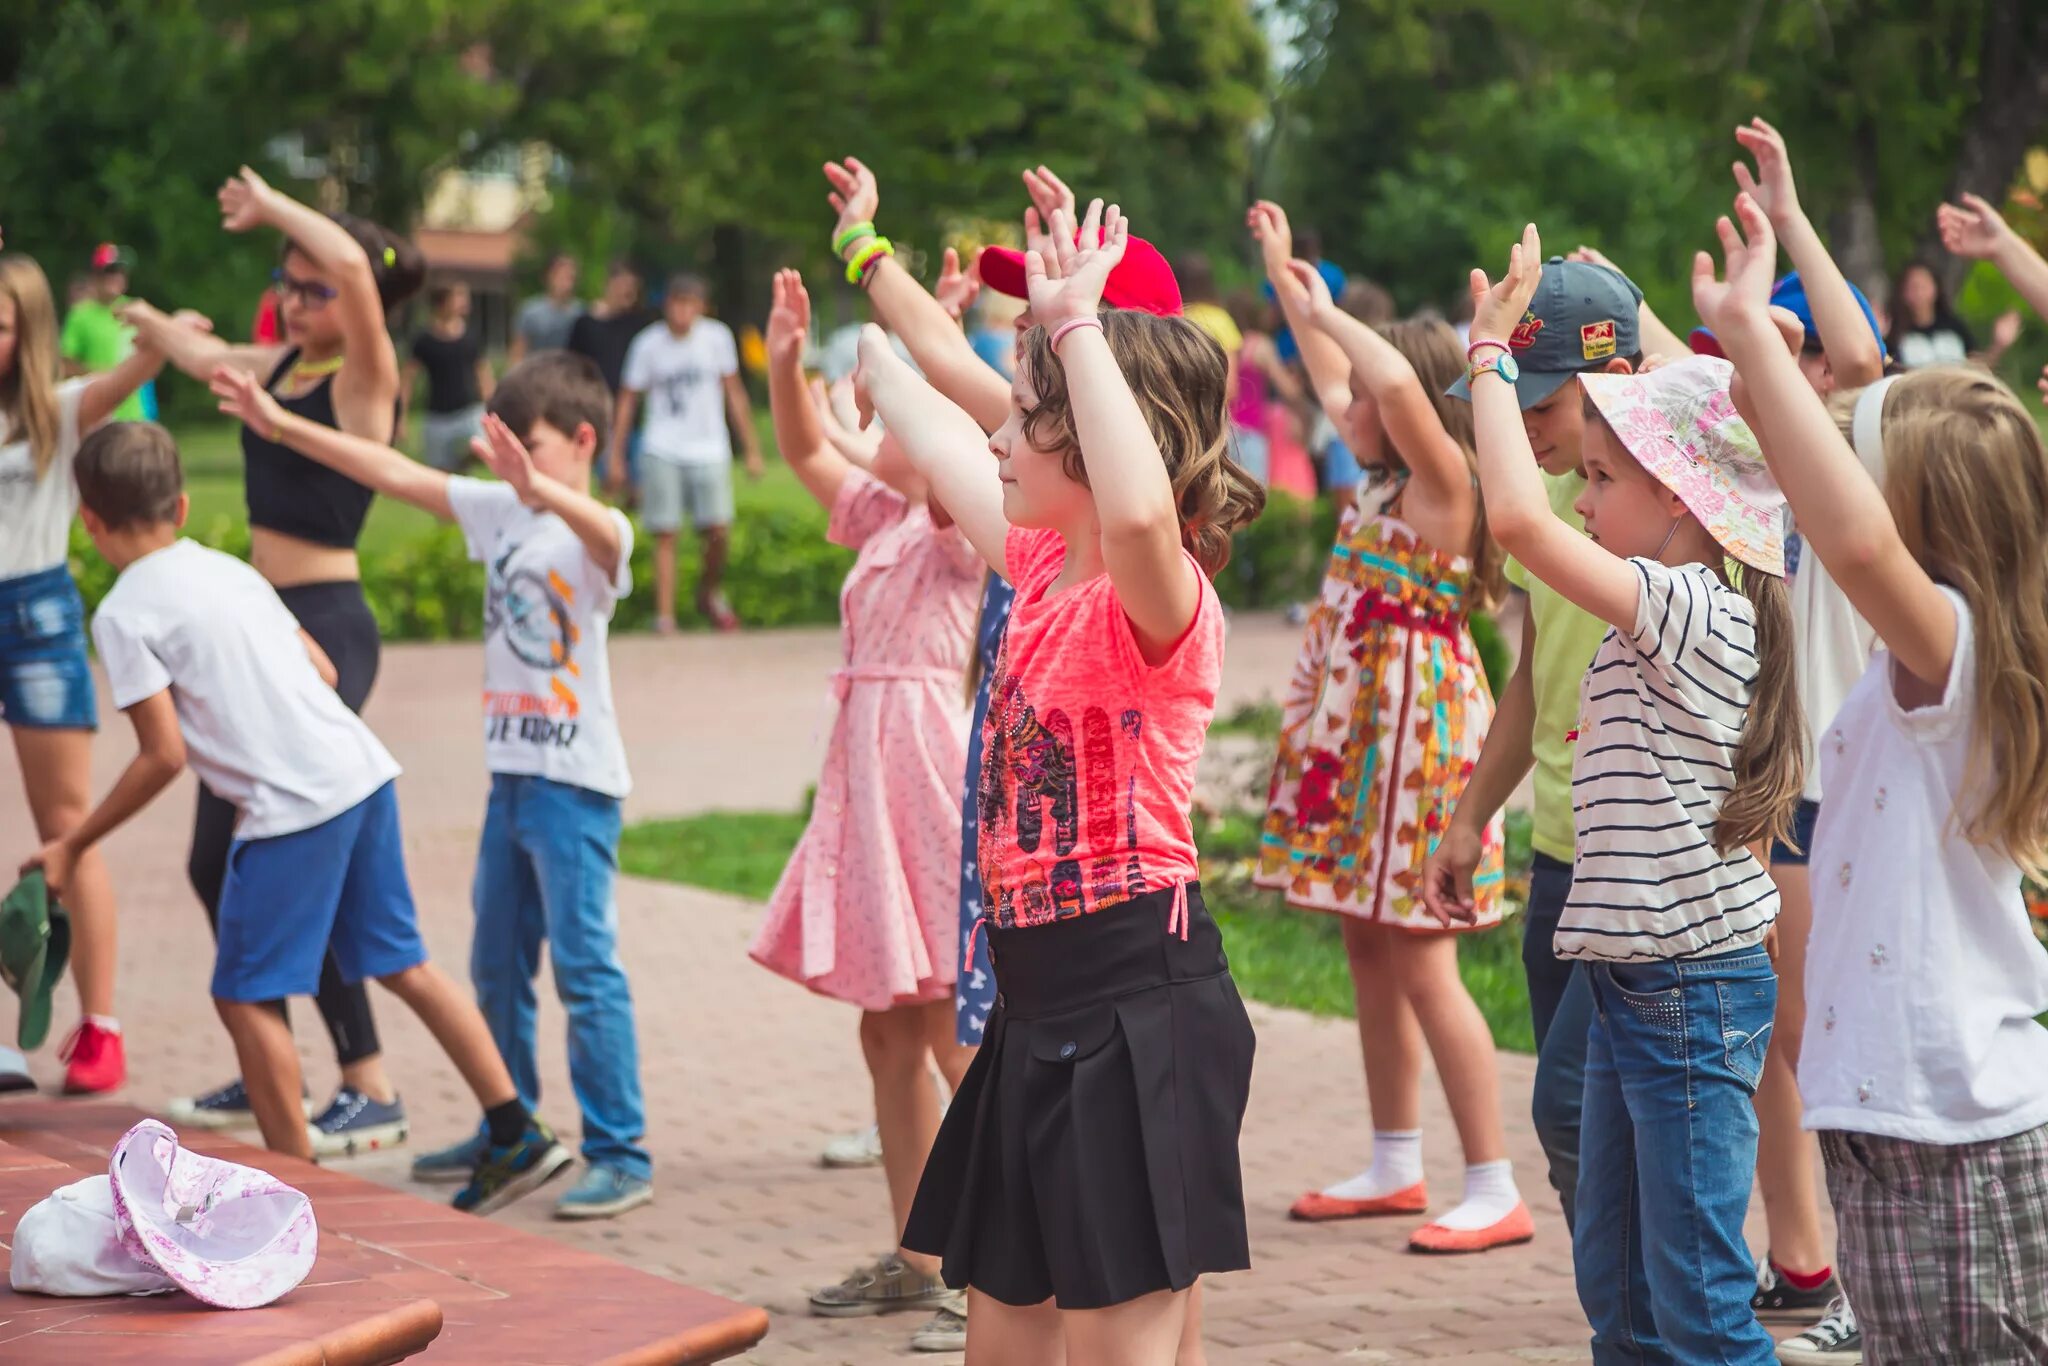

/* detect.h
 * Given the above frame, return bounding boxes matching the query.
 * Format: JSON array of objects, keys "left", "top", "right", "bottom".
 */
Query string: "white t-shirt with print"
[
  {"left": 1556, "top": 558, "right": 1779, "bottom": 962},
  {"left": 621, "top": 319, "right": 737, "bottom": 466},
  {"left": 447, "top": 477, "right": 632, "bottom": 799},
  {"left": 1799, "top": 590, "right": 2048, "bottom": 1143},
  {"left": 91, "top": 540, "right": 400, "bottom": 840},
  {"left": 0, "top": 379, "right": 90, "bottom": 580}
]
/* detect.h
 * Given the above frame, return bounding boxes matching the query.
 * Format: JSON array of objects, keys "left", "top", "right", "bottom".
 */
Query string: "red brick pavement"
[{"left": 0, "top": 617, "right": 1805, "bottom": 1363}]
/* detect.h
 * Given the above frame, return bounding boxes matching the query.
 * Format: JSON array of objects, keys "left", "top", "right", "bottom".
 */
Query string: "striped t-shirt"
[{"left": 1555, "top": 558, "right": 1779, "bottom": 962}]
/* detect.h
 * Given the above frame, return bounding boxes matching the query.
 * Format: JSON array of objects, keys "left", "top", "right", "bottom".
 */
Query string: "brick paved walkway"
[{"left": 1, "top": 614, "right": 1797, "bottom": 1364}]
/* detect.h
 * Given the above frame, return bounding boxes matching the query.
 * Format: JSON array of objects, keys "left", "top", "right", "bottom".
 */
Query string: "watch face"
[{"left": 1498, "top": 354, "right": 1521, "bottom": 383}]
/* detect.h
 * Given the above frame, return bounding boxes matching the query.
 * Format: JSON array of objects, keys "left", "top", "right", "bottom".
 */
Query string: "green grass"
[{"left": 618, "top": 809, "right": 810, "bottom": 902}]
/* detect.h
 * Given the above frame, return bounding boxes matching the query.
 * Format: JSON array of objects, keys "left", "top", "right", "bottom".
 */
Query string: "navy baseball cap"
[
  {"left": 1689, "top": 271, "right": 1888, "bottom": 363},
  {"left": 1448, "top": 257, "right": 1644, "bottom": 409}
]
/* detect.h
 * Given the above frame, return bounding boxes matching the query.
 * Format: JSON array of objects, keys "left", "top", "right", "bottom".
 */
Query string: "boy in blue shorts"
[
  {"left": 214, "top": 351, "right": 652, "bottom": 1220},
  {"left": 25, "top": 422, "right": 568, "bottom": 1216}
]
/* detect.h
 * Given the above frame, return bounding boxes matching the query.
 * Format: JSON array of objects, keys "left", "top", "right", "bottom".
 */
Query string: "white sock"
[
  {"left": 1429, "top": 1159, "right": 1523, "bottom": 1231},
  {"left": 1321, "top": 1130, "right": 1423, "bottom": 1200},
  {"left": 86, "top": 1015, "right": 121, "bottom": 1034}
]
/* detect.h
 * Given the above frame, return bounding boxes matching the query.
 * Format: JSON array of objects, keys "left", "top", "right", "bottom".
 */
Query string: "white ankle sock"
[
  {"left": 86, "top": 1015, "right": 121, "bottom": 1034},
  {"left": 1429, "top": 1159, "right": 1523, "bottom": 1231},
  {"left": 1321, "top": 1129, "right": 1423, "bottom": 1200}
]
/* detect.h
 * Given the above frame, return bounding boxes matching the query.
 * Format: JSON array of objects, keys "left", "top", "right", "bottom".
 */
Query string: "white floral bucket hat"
[
  {"left": 1579, "top": 355, "right": 1787, "bottom": 575},
  {"left": 107, "top": 1119, "right": 317, "bottom": 1309}
]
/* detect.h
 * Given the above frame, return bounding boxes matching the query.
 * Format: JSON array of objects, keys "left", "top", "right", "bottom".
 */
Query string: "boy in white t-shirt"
[
  {"left": 22, "top": 423, "right": 567, "bottom": 1217},
  {"left": 608, "top": 275, "right": 762, "bottom": 634},
  {"left": 214, "top": 351, "right": 653, "bottom": 1220}
]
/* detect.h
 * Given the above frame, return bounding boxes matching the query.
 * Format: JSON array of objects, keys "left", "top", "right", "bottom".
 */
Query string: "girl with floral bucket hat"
[{"left": 1465, "top": 224, "right": 1802, "bottom": 1364}]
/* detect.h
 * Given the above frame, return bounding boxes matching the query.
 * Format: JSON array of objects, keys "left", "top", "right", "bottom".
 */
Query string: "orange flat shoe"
[
  {"left": 1406, "top": 1200, "right": 1536, "bottom": 1254},
  {"left": 1288, "top": 1182, "right": 1429, "bottom": 1221}
]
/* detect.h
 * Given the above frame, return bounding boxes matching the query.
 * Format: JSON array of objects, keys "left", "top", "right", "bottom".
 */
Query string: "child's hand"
[
  {"left": 1420, "top": 826, "right": 1484, "bottom": 927},
  {"left": 1469, "top": 222, "right": 1544, "bottom": 344},
  {"left": 1690, "top": 194, "right": 1779, "bottom": 341},
  {"left": 824, "top": 156, "right": 880, "bottom": 246},
  {"left": 473, "top": 412, "right": 546, "bottom": 507},
  {"left": 21, "top": 839, "right": 73, "bottom": 900},
  {"left": 1283, "top": 258, "right": 1337, "bottom": 323},
  {"left": 935, "top": 247, "right": 981, "bottom": 322},
  {"left": 209, "top": 364, "right": 287, "bottom": 434},
  {"left": 1936, "top": 192, "right": 2014, "bottom": 260},
  {"left": 1247, "top": 201, "right": 1294, "bottom": 282},
  {"left": 218, "top": 166, "right": 280, "bottom": 234},
  {"left": 765, "top": 269, "right": 810, "bottom": 369},
  {"left": 1732, "top": 117, "right": 1803, "bottom": 227},
  {"left": 851, "top": 323, "right": 897, "bottom": 428},
  {"left": 1993, "top": 308, "right": 2023, "bottom": 351},
  {"left": 1022, "top": 164, "right": 1077, "bottom": 260},
  {"left": 1025, "top": 200, "right": 1129, "bottom": 330},
  {"left": 1567, "top": 245, "right": 1618, "bottom": 271}
]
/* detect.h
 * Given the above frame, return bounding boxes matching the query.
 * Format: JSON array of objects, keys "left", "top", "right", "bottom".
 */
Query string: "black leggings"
[{"left": 187, "top": 580, "right": 382, "bottom": 1065}]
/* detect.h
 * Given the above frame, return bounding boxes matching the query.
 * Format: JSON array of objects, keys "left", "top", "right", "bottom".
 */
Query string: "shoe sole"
[
  {"left": 413, "top": 1163, "right": 481, "bottom": 1185},
  {"left": 553, "top": 1185, "right": 655, "bottom": 1221},
  {"left": 809, "top": 1294, "right": 955, "bottom": 1319},
  {"left": 464, "top": 1142, "right": 575, "bottom": 1216},
  {"left": 1758, "top": 1303, "right": 1839, "bottom": 1322},
  {"left": 309, "top": 1118, "right": 410, "bottom": 1158},
  {"left": 1776, "top": 1348, "right": 1862, "bottom": 1365},
  {"left": 819, "top": 1152, "right": 884, "bottom": 1170},
  {"left": 911, "top": 1334, "right": 968, "bottom": 1353},
  {"left": 1407, "top": 1228, "right": 1536, "bottom": 1255}
]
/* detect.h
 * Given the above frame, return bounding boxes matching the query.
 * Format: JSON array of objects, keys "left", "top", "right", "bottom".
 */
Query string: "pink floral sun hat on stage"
[
  {"left": 107, "top": 1118, "right": 317, "bottom": 1309},
  {"left": 1578, "top": 354, "right": 1787, "bottom": 576}
]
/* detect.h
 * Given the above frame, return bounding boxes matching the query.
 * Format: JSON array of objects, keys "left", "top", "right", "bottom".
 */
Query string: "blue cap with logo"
[
  {"left": 1448, "top": 257, "right": 1644, "bottom": 409},
  {"left": 1689, "top": 271, "right": 1888, "bottom": 363}
]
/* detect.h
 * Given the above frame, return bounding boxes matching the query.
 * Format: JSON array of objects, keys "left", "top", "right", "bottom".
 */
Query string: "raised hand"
[
  {"left": 935, "top": 247, "right": 981, "bottom": 321},
  {"left": 472, "top": 412, "right": 545, "bottom": 507},
  {"left": 1993, "top": 308, "right": 2023, "bottom": 351},
  {"left": 765, "top": 269, "right": 811, "bottom": 369},
  {"left": 209, "top": 364, "right": 287, "bottom": 434},
  {"left": 1024, "top": 201, "right": 1129, "bottom": 330},
  {"left": 851, "top": 323, "right": 898, "bottom": 429},
  {"left": 1567, "top": 245, "right": 1618, "bottom": 271},
  {"left": 1022, "top": 164, "right": 1078, "bottom": 259},
  {"left": 1936, "top": 192, "right": 2013, "bottom": 260},
  {"left": 1690, "top": 194, "right": 1779, "bottom": 338},
  {"left": 1469, "top": 222, "right": 1545, "bottom": 344},
  {"left": 1246, "top": 200, "right": 1294, "bottom": 281},
  {"left": 1732, "top": 117, "right": 1802, "bottom": 226},
  {"left": 1284, "top": 258, "right": 1337, "bottom": 322},
  {"left": 218, "top": 166, "right": 281, "bottom": 234},
  {"left": 823, "top": 156, "right": 880, "bottom": 246}
]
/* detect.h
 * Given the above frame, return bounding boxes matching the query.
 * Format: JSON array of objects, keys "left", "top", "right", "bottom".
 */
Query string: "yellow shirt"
[{"left": 1183, "top": 302, "right": 1242, "bottom": 354}]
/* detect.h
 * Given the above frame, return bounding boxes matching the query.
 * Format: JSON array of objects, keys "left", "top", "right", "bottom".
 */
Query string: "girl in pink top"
[
  {"left": 748, "top": 273, "right": 983, "bottom": 1329},
  {"left": 867, "top": 202, "right": 1264, "bottom": 1365}
]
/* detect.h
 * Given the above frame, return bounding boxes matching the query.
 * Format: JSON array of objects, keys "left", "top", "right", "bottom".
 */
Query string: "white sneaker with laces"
[
  {"left": 1776, "top": 1295, "right": 1862, "bottom": 1364},
  {"left": 819, "top": 1124, "right": 883, "bottom": 1169}
]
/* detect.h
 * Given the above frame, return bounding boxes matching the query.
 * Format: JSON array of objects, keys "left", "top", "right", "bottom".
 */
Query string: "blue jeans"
[
  {"left": 470, "top": 774, "right": 650, "bottom": 1179},
  {"left": 1576, "top": 947, "right": 1777, "bottom": 1365},
  {"left": 0, "top": 565, "right": 97, "bottom": 730},
  {"left": 1522, "top": 852, "right": 1591, "bottom": 1229}
]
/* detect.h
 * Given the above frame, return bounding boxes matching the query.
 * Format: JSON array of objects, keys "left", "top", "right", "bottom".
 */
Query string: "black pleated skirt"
[{"left": 902, "top": 884, "right": 1256, "bottom": 1309}]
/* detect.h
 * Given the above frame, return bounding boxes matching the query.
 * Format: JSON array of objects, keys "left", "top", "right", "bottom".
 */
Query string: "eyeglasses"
[{"left": 271, "top": 268, "right": 338, "bottom": 309}]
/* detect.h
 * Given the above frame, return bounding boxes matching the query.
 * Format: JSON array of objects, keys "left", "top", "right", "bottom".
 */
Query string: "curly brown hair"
[{"left": 1017, "top": 309, "right": 1265, "bottom": 575}]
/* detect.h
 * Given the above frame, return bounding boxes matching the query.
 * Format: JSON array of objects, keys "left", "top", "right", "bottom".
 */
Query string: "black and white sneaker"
[
  {"left": 165, "top": 1078, "right": 311, "bottom": 1131},
  {"left": 1753, "top": 1256, "right": 1839, "bottom": 1318},
  {"left": 1776, "top": 1296, "right": 1862, "bottom": 1363}
]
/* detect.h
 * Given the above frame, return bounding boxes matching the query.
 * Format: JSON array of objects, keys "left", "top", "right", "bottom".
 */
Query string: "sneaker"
[
  {"left": 411, "top": 1131, "right": 490, "bottom": 1184},
  {"left": 702, "top": 594, "right": 741, "bottom": 632},
  {"left": 553, "top": 1162, "right": 654, "bottom": 1221},
  {"left": 452, "top": 1119, "right": 573, "bottom": 1216},
  {"left": 308, "top": 1088, "right": 409, "bottom": 1157},
  {"left": 164, "top": 1078, "right": 311, "bottom": 1131},
  {"left": 652, "top": 615, "right": 677, "bottom": 636},
  {"left": 58, "top": 1023, "right": 125, "bottom": 1095},
  {"left": 0, "top": 1046, "right": 34, "bottom": 1095},
  {"left": 809, "top": 1253, "right": 953, "bottom": 1318},
  {"left": 820, "top": 1124, "right": 883, "bottom": 1169},
  {"left": 1754, "top": 1257, "right": 1840, "bottom": 1318},
  {"left": 909, "top": 1296, "right": 969, "bottom": 1352},
  {"left": 1776, "top": 1296, "right": 1862, "bottom": 1363}
]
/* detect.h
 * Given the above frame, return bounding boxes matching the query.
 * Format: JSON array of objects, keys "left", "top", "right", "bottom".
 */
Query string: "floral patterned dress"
[{"left": 1256, "top": 504, "right": 1506, "bottom": 929}]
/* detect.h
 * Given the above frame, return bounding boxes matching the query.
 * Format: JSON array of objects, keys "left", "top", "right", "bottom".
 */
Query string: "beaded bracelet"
[
  {"left": 1466, "top": 338, "right": 1511, "bottom": 360},
  {"left": 846, "top": 236, "right": 894, "bottom": 286},
  {"left": 832, "top": 221, "right": 877, "bottom": 256}
]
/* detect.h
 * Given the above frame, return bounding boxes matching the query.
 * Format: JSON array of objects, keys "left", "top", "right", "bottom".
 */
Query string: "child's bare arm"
[
  {"left": 211, "top": 365, "right": 455, "bottom": 520},
  {"left": 471, "top": 414, "right": 624, "bottom": 582},
  {"left": 764, "top": 271, "right": 853, "bottom": 511},
  {"left": 1249, "top": 201, "right": 1354, "bottom": 432},
  {"left": 860, "top": 327, "right": 1010, "bottom": 577},
  {"left": 299, "top": 631, "right": 339, "bottom": 689},
  {"left": 23, "top": 690, "right": 184, "bottom": 897},
  {"left": 1940, "top": 191, "right": 2048, "bottom": 324}
]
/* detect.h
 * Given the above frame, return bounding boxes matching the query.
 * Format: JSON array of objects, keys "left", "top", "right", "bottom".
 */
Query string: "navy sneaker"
[
  {"left": 411, "top": 1130, "right": 489, "bottom": 1185},
  {"left": 553, "top": 1162, "right": 654, "bottom": 1221},
  {"left": 165, "top": 1078, "right": 310, "bottom": 1131},
  {"left": 452, "top": 1119, "right": 572, "bottom": 1215},
  {"left": 308, "top": 1087, "right": 409, "bottom": 1157}
]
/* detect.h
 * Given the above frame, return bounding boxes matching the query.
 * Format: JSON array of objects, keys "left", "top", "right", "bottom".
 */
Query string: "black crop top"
[{"left": 241, "top": 350, "right": 391, "bottom": 549}]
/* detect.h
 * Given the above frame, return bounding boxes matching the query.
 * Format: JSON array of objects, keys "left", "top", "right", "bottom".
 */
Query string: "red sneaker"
[{"left": 58, "top": 1021, "right": 127, "bottom": 1096}]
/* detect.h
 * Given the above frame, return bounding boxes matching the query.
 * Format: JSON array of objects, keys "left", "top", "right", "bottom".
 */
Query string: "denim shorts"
[
  {"left": 0, "top": 564, "right": 97, "bottom": 731},
  {"left": 1769, "top": 798, "right": 1822, "bottom": 867}
]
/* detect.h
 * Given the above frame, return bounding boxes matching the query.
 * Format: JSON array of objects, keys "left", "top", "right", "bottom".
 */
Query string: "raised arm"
[
  {"left": 812, "top": 377, "right": 881, "bottom": 469},
  {"left": 211, "top": 365, "right": 453, "bottom": 520},
  {"left": 858, "top": 325, "right": 1009, "bottom": 576},
  {"left": 765, "top": 271, "right": 854, "bottom": 511},
  {"left": 1696, "top": 194, "right": 1956, "bottom": 688},
  {"left": 1734, "top": 118, "right": 1883, "bottom": 388},
  {"left": 122, "top": 302, "right": 281, "bottom": 382},
  {"left": 75, "top": 335, "right": 168, "bottom": 432},
  {"left": 471, "top": 414, "right": 624, "bottom": 582},
  {"left": 1468, "top": 225, "right": 1640, "bottom": 633},
  {"left": 1567, "top": 247, "right": 1692, "bottom": 360},
  {"left": 1249, "top": 201, "right": 1353, "bottom": 431},
  {"left": 1939, "top": 191, "right": 2048, "bottom": 324}
]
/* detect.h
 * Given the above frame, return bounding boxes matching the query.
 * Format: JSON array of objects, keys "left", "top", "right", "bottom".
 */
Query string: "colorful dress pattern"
[
  {"left": 954, "top": 574, "right": 1014, "bottom": 1045},
  {"left": 1257, "top": 509, "right": 1505, "bottom": 928},
  {"left": 750, "top": 471, "right": 982, "bottom": 1009}
]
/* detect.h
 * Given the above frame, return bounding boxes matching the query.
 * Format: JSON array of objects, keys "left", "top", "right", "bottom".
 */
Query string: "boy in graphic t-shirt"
[
  {"left": 214, "top": 350, "right": 653, "bottom": 1221},
  {"left": 26, "top": 422, "right": 567, "bottom": 1217}
]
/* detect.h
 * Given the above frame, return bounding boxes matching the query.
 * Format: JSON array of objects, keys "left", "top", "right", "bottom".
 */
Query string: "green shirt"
[
  {"left": 60, "top": 299, "right": 145, "bottom": 422},
  {"left": 1503, "top": 471, "right": 1609, "bottom": 864}
]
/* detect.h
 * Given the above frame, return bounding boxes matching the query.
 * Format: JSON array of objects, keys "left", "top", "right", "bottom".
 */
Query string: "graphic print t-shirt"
[
  {"left": 977, "top": 526, "right": 1223, "bottom": 928},
  {"left": 447, "top": 477, "right": 633, "bottom": 798},
  {"left": 620, "top": 319, "right": 738, "bottom": 465}
]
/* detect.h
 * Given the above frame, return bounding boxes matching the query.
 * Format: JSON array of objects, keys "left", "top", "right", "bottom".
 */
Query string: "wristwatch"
[{"left": 1468, "top": 351, "right": 1519, "bottom": 387}]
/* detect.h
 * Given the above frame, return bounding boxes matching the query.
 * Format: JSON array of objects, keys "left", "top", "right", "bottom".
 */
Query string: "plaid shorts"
[{"left": 1821, "top": 1123, "right": 2048, "bottom": 1365}]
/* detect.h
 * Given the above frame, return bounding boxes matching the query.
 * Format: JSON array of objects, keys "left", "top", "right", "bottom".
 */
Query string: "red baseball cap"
[{"left": 975, "top": 236, "right": 1182, "bottom": 317}]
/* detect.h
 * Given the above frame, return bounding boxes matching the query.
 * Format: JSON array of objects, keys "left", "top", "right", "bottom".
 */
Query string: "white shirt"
[
  {"left": 1786, "top": 432, "right": 1884, "bottom": 801},
  {"left": 621, "top": 319, "right": 737, "bottom": 465},
  {"left": 0, "top": 379, "right": 89, "bottom": 580},
  {"left": 91, "top": 540, "right": 400, "bottom": 840},
  {"left": 1799, "top": 591, "right": 2048, "bottom": 1143},
  {"left": 1556, "top": 559, "right": 1779, "bottom": 962},
  {"left": 447, "top": 477, "right": 633, "bottom": 799}
]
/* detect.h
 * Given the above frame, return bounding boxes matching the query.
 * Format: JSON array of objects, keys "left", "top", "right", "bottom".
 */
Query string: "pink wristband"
[{"left": 1049, "top": 316, "right": 1104, "bottom": 351}]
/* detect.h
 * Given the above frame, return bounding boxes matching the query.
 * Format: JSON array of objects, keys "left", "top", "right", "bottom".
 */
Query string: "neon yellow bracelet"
[{"left": 845, "top": 236, "right": 894, "bottom": 286}]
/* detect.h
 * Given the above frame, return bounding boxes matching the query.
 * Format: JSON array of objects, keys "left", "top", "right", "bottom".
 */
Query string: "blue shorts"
[
  {"left": 1769, "top": 798, "right": 1822, "bottom": 867},
  {"left": 213, "top": 782, "right": 428, "bottom": 1002},
  {"left": 0, "top": 565, "right": 97, "bottom": 731}
]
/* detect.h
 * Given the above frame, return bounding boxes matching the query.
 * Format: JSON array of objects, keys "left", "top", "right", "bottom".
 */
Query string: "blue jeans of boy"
[
  {"left": 1575, "top": 946, "right": 1777, "bottom": 1365},
  {"left": 1522, "top": 852, "right": 1592, "bottom": 1230},
  {"left": 471, "top": 774, "right": 650, "bottom": 1180}
]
